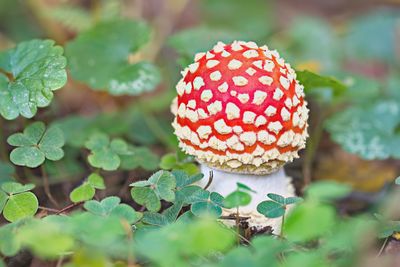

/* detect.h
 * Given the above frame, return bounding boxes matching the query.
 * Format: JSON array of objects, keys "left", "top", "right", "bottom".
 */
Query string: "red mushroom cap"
[{"left": 172, "top": 41, "right": 308, "bottom": 174}]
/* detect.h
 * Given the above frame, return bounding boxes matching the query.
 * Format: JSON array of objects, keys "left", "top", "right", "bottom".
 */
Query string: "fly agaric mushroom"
[{"left": 171, "top": 41, "right": 309, "bottom": 231}]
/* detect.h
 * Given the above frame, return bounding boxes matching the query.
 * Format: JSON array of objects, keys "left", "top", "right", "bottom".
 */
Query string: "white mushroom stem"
[{"left": 198, "top": 164, "right": 296, "bottom": 234}]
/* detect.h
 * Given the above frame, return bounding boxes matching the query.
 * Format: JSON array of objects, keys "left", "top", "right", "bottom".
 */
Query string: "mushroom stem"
[{"left": 198, "top": 164, "right": 296, "bottom": 233}]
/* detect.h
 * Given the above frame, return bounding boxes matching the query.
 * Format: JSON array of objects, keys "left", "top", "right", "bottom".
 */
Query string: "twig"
[
  {"left": 376, "top": 237, "right": 389, "bottom": 258},
  {"left": 203, "top": 171, "right": 213, "bottom": 190},
  {"left": 56, "top": 255, "right": 64, "bottom": 267},
  {"left": 41, "top": 165, "right": 59, "bottom": 208},
  {"left": 38, "top": 206, "right": 59, "bottom": 213},
  {"left": 280, "top": 214, "right": 285, "bottom": 239},
  {"left": 56, "top": 202, "right": 83, "bottom": 215}
]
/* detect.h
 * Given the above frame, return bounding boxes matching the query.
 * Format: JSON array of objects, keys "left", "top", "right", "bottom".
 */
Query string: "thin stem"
[
  {"left": 56, "top": 202, "right": 82, "bottom": 215},
  {"left": 376, "top": 237, "right": 389, "bottom": 258},
  {"left": 41, "top": 165, "right": 59, "bottom": 208},
  {"left": 56, "top": 255, "right": 64, "bottom": 267},
  {"left": 236, "top": 206, "right": 240, "bottom": 245},
  {"left": 280, "top": 213, "right": 285, "bottom": 239},
  {"left": 38, "top": 206, "right": 59, "bottom": 213},
  {"left": 302, "top": 109, "right": 325, "bottom": 187},
  {"left": 203, "top": 171, "right": 213, "bottom": 190}
]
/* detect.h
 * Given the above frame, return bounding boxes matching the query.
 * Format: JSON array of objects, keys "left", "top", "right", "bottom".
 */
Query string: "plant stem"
[
  {"left": 236, "top": 207, "right": 240, "bottom": 245},
  {"left": 41, "top": 165, "right": 59, "bottom": 208},
  {"left": 280, "top": 213, "right": 285, "bottom": 239},
  {"left": 376, "top": 237, "right": 389, "bottom": 258},
  {"left": 56, "top": 202, "right": 83, "bottom": 215},
  {"left": 203, "top": 171, "right": 213, "bottom": 190}
]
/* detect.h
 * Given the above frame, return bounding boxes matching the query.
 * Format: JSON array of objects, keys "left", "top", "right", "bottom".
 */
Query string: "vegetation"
[{"left": 0, "top": 0, "right": 399, "bottom": 266}]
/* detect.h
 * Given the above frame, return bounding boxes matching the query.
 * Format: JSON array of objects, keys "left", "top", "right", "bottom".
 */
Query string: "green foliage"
[
  {"left": 66, "top": 19, "right": 160, "bottom": 95},
  {"left": 305, "top": 181, "right": 352, "bottom": 201},
  {"left": 69, "top": 173, "right": 105, "bottom": 203},
  {"left": 0, "top": 161, "right": 15, "bottom": 184},
  {"left": 297, "top": 70, "right": 347, "bottom": 98},
  {"left": 85, "top": 133, "right": 132, "bottom": 171},
  {"left": 257, "top": 193, "right": 302, "bottom": 218},
  {"left": 84, "top": 196, "right": 142, "bottom": 224},
  {"left": 0, "top": 39, "right": 67, "bottom": 120},
  {"left": 7, "top": 121, "right": 65, "bottom": 168},
  {"left": 191, "top": 191, "right": 224, "bottom": 218},
  {"left": 224, "top": 182, "right": 255, "bottom": 209},
  {"left": 325, "top": 100, "right": 400, "bottom": 160},
  {"left": 0, "top": 182, "right": 38, "bottom": 222},
  {"left": 130, "top": 170, "right": 176, "bottom": 212},
  {"left": 160, "top": 152, "right": 198, "bottom": 175},
  {"left": 120, "top": 146, "right": 159, "bottom": 171}
]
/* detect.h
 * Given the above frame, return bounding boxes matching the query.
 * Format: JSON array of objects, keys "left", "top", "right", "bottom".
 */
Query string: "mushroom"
[{"left": 171, "top": 41, "right": 309, "bottom": 232}]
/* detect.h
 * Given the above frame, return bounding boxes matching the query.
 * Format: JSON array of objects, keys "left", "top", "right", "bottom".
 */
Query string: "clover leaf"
[
  {"left": 191, "top": 192, "right": 224, "bottom": 218},
  {"left": 0, "top": 161, "right": 15, "bottom": 185},
  {"left": 0, "top": 39, "right": 67, "bottom": 120},
  {"left": 130, "top": 170, "right": 176, "bottom": 212},
  {"left": 7, "top": 122, "right": 65, "bottom": 168},
  {"left": 84, "top": 196, "right": 142, "bottom": 224},
  {"left": 69, "top": 173, "right": 105, "bottom": 203},
  {"left": 120, "top": 146, "right": 159, "bottom": 171},
  {"left": 66, "top": 19, "right": 160, "bottom": 96},
  {"left": 257, "top": 193, "right": 302, "bottom": 219},
  {"left": 224, "top": 182, "right": 256, "bottom": 209},
  {"left": 0, "top": 182, "right": 38, "bottom": 222},
  {"left": 85, "top": 133, "right": 132, "bottom": 171},
  {"left": 325, "top": 100, "right": 400, "bottom": 160},
  {"left": 142, "top": 202, "right": 183, "bottom": 226}
]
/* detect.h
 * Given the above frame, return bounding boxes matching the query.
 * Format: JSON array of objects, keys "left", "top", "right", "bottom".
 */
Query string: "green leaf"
[
  {"left": 1, "top": 182, "right": 35, "bottom": 194},
  {"left": 142, "top": 202, "right": 182, "bottom": 226},
  {"left": 3, "top": 192, "right": 38, "bottom": 222},
  {"left": 85, "top": 132, "right": 132, "bottom": 171},
  {"left": 297, "top": 70, "right": 347, "bottom": 97},
  {"left": 69, "top": 182, "right": 95, "bottom": 203},
  {"left": 84, "top": 196, "right": 121, "bottom": 216},
  {"left": 110, "top": 204, "right": 142, "bottom": 224},
  {"left": 120, "top": 146, "right": 159, "bottom": 171},
  {"left": 175, "top": 185, "right": 208, "bottom": 204},
  {"left": 344, "top": 9, "right": 399, "bottom": 64},
  {"left": 0, "top": 161, "right": 15, "bottom": 184},
  {"left": 267, "top": 193, "right": 286, "bottom": 204},
  {"left": 131, "top": 187, "right": 161, "bottom": 212},
  {"left": 396, "top": 177, "right": 400, "bottom": 185},
  {"left": 257, "top": 201, "right": 285, "bottom": 218},
  {"left": 173, "top": 170, "right": 203, "bottom": 188},
  {"left": 306, "top": 181, "right": 352, "bottom": 201},
  {"left": 325, "top": 100, "right": 400, "bottom": 159},
  {"left": 284, "top": 201, "right": 336, "bottom": 242},
  {"left": 87, "top": 173, "right": 105, "bottom": 190},
  {"left": 0, "top": 191, "right": 7, "bottom": 212},
  {"left": 66, "top": 19, "right": 160, "bottom": 95},
  {"left": 224, "top": 191, "right": 252, "bottom": 209},
  {"left": 0, "top": 39, "right": 67, "bottom": 120},
  {"left": 236, "top": 182, "right": 256, "bottom": 193},
  {"left": 7, "top": 122, "right": 65, "bottom": 168},
  {"left": 190, "top": 192, "right": 224, "bottom": 218}
]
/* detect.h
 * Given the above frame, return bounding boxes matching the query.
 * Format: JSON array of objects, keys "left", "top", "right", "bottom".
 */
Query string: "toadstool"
[{"left": 171, "top": 41, "right": 309, "bottom": 232}]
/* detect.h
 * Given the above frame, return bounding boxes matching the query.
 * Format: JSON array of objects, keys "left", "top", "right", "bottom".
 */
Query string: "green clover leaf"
[
  {"left": 223, "top": 182, "right": 256, "bottom": 209},
  {"left": 120, "top": 146, "right": 159, "bottom": 171},
  {"left": 84, "top": 196, "right": 142, "bottom": 224},
  {"left": 0, "top": 39, "right": 67, "bottom": 120},
  {"left": 7, "top": 122, "right": 65, "bottom": 168},
  {"left": 257, "top": 193, "right": 303, "bottom": 219},
  {"left": 130, "top": 170, "right": 176, "bottom": 212},
  {"left": 0, "top": 182, "right": 38, "bottom": 222},
  {"left": 191, "top": 192, "right": 224, "bottom": 218},
  {"left": 69, "top": 173, "right": 106, "bottom": 203},
  {"left": 85, "top": 133, "right": 132, "bottom": 171},
  {"left": 66, "top": 19, "right": 160, "bottom": 96}
]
